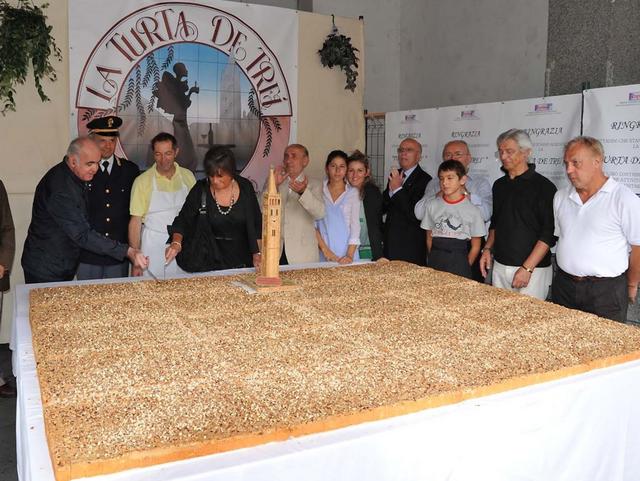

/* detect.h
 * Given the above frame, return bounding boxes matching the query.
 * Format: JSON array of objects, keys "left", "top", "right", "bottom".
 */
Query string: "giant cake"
[{"left": 28, "top": 262, "right": 640, "bottom": 480}]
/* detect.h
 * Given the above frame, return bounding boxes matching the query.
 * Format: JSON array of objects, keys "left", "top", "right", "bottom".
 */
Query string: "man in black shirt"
[
  {"left": 479, "top": 129, "right": 556, "bottom": 300},
  {"left": 22, "top": 137, "right": 149, "bottom": 283}
]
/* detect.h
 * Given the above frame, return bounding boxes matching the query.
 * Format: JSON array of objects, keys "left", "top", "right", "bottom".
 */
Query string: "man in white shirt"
[
  {"left": 552, "top": 136, "right": 640, "bottom": 322},
  {"left": 414, "top": 140, "right": 492, "bottom": 223}
]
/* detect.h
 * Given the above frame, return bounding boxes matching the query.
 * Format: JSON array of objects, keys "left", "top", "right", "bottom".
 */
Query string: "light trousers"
[{"left": 492, "top": 260, "right": 552, "bottom": 301}]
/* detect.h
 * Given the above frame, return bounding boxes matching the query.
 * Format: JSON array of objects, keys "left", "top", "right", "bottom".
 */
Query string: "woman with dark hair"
[
  {"left": 315, "top": 150, "right": 360, "bottom": 263},
  {"left": 165, "top": 147, "right": 262, "bottom": 272},
  {"left": 347, "top": 150, "right": 384, "bottom": 261}
]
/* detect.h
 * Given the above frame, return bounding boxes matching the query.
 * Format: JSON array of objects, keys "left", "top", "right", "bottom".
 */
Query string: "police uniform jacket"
[
  {"left": 79, "top": 156, "right": 139, "bottom": 265},
  {"left": 21, "top": 159, "right": 129, "bottom": 282}
]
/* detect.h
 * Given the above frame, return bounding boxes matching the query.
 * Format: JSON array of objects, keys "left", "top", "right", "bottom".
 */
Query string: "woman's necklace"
[{"left": 212, "top": 181, "right": 235, "bottom": 215}]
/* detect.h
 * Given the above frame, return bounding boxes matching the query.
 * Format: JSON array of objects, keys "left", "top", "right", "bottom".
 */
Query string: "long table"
[{"left": 12, "top": 265, "right": 640, "bottom": 481}]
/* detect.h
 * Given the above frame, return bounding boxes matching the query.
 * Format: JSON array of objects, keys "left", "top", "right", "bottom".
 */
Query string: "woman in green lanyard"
[{"left": 346, "top": 151, "right": 385, "bottom": 261}]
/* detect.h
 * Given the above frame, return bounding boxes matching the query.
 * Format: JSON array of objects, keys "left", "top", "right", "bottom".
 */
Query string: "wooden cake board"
[{"left": 233, "top": 275, "right": 300, "bottom": 294}]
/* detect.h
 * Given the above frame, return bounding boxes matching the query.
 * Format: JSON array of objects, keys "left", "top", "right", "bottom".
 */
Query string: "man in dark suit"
[
  {"left": 383, "top": 137, "right": 432, "bottom": 265},
  {"left": 77, "top": 116, "right": 140, "bottom": 279}
]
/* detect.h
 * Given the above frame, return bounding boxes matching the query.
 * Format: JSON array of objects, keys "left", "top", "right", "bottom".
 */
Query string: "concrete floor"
[{"left": 0, "top": 344, "right": 17, "bottom": 481}]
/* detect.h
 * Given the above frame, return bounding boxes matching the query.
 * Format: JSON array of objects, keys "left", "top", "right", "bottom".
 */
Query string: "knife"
[{"left": 146, "top": 268, "right": 160, "bottom": 282}]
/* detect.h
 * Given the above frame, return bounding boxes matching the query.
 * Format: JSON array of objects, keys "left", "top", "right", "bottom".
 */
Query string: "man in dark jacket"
[
  {"left": 77, "top": 116, "right": 140, "bottom": 279},
  {"left": 383, "top": 137, "right": 432, "bottom": 265},
  {"left": 21, "top": 137, "right": 148, "bottom": 283},
  {"left": 0, "top": 179, "right": 16, "bottom": 397}
]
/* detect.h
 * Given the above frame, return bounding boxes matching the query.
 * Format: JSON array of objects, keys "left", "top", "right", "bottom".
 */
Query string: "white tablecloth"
[{"left": 11, "top": 264, "right": 640, "bottom": 481}]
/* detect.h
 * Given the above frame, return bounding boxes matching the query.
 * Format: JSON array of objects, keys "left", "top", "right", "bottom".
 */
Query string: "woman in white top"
[{"left": 316, "top": 150, "right": 361, "bottom": 263}]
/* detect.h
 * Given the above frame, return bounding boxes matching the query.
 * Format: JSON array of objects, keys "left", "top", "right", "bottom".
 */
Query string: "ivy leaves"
[
  {"left": 318, "top": 29, "right": 359, "bottom": 92},
  {"left": 0, "top": 1, "right": 61, "bottom": 114}
]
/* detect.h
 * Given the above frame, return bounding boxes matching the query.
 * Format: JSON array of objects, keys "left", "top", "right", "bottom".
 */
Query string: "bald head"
[
  {"left": 442, "top": 141, "right": 471, "bottom": 169},
  {"left": 283, "top": 144, "right": 310, "bottom": 178},
  {"left": 397, "top": 138, "right": 422, "bottom": 170},
  {"left": 66, "top": 137, "right": 100, "bottom": 182}
]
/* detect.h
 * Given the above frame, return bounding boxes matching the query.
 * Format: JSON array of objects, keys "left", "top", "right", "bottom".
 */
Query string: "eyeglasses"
[{"left": 397, "top": 147, "right": 417, "bottom": 154}]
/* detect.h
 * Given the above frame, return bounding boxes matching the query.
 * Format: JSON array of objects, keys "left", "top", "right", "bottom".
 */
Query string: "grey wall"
[
  {"left": 313, "top": 0, "right": 549, "bottom": 112},
  {"left": 547, "top": 0, "right": 640, "bottom": 95},
  {"left": 225, "top": 0, "right": 312, "bottom": 10},
  {"left": 311, "top": 0, "right": 402, "bottom": 113},
  {"left": 224, "top": 0, "right": 549, "bottom": 112}
]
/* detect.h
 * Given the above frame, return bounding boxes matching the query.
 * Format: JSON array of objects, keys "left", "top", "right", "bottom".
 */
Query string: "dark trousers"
[
  {"left": 76, "top": 261, "right": 130, "bottom": 280},
  {"left": 428, "top": 237, "right": 472, "bottom": 279},
  {"left": 552, "top": 269, "right": 628, "bottom": 323},
  {"left": 467, "top": 237, "right": 485, "bottom": 282},
  {"left": 23, "top": 271, "right": 73, "bottom": 285}
]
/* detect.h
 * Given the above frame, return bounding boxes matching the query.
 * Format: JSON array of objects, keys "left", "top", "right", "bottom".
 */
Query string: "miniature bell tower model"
[{"left": 256, "top": 167, "right": 282, "bottom": 286}]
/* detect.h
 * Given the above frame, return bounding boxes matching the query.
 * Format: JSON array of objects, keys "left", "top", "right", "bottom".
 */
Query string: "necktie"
[{"left": 102, "top": 160, "right": 109, "bottom": 174}]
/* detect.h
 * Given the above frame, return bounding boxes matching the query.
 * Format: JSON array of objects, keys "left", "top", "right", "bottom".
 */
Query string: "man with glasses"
[
  {"left": 479, "top": 129, "right": 556, "bottom": 300},
  {"left": 414, "top": 140, "right": 492, "bottom": 223},
  {"left": 414, "top": 140, "right": 492, "bottom": 281},
  {"left": 382, "top": 137, "right": 432, "bottom": 265}
]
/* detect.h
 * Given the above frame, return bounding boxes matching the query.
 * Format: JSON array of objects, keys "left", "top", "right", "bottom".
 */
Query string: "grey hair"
[
  {"left": 401, "top": 137, "right": 422, "bottom": 154},
  {"left": 442, "top": 140, "right": 470, "bottom": 155},
  {"left": 564, "top": 136, "right": 604, "bottom": 160},
  {"left": 66, "top": 136, "right": 95, "bottom": 158},
  {"left": 496, "top": 129, "right": 533, "bottom": 152}
]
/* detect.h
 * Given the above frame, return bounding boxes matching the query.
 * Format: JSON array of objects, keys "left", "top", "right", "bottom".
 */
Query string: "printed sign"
[{"left": 70, "top": 0, "right": 298, "bottom": 189}]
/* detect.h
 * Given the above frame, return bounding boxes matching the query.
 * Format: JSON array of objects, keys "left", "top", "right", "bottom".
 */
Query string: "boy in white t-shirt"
[{"left": 421, "top": 160, "right": 486, "bottom": 278}]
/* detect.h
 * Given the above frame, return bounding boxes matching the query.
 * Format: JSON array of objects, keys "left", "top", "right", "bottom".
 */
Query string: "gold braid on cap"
[{"left": 89, "top": 128, "right": 119, "bottom": 134}]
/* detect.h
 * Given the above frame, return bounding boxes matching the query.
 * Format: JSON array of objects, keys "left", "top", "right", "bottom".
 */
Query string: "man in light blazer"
[
  {"left": 383, "top": 137, "right": 432, "bottom": 266},
  {"left": 273, "top": 144, "right": 325, "bottom": 264}
]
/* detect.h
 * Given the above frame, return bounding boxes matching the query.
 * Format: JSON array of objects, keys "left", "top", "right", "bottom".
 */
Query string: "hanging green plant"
[
  {"left": 318, "top": 15, "right": 359, "bottom": 92},
  {"left": 0, "top": 0, "right": 62, "bottom": 115}
]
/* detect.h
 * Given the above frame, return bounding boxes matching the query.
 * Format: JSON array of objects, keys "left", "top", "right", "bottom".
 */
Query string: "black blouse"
[{"left": 171, "top": 175, "right": 262, "bottom": 270}]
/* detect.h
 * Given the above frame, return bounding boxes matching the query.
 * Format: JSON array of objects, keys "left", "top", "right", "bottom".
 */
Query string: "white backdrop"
[
  {"left": 584, "top": 84, "right": 640, "bottom": 194},
  {"left": 383, "top": 109, "right": 440, "bottom": 181},
  {"left": 384, "top": 94, "right": 583, "bottom": 188},
  {"left": 499, "top": 95, "right": 582, "bottom": 189},
  {"left": 435, "top": 103, "right": 503, "bottom": 185}
]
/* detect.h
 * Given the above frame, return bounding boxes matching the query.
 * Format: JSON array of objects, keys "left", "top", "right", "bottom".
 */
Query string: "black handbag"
[{"left": 175, "top": 181, "right": 223, "bottom": 272}]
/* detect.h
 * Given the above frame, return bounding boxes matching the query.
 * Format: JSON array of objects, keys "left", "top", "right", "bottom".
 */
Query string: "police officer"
[{"left": 77, "top": 116, "right": 140, "bottom": 279}]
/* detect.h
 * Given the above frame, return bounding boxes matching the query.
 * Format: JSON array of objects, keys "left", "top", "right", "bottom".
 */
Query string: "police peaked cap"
[{"left": 87, "top": 115, "right": 123, "bottom": 137}]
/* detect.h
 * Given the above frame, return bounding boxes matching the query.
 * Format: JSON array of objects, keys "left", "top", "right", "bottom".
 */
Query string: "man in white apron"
[{"left": 129, "top": 132, "right": 196, "bottom": 278}]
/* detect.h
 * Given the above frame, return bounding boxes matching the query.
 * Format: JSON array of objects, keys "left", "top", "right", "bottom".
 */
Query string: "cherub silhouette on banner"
[{"left": 153, "top": 63, "right": 199, "bottom": 171}]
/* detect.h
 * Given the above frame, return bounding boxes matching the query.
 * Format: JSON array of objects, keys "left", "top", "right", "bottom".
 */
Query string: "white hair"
[{"left": 496, "top": 129, "right": 533, "bottom": 152}]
